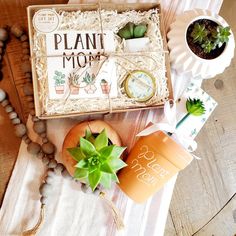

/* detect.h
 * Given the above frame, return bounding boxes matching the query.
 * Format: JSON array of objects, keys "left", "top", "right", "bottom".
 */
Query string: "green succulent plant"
[
  {"left": 213, "top": 26, "right": 231, "bottom": 47},
  {"left": 83, "top": 72, "right": 95, "bottom": 85},
  {"left": 67, "top": 129, "right": 127, "bottom": 191},
  {"left": 118, "top": 22, "right": 147, "bottom": 39},
  {"left": 201, "top": 40, "right": 216, "bottom": 53},
  {"left": 190, "top": 23, "right": 208, "bottom": 43},
  {"left": 175, "top": 98, "right": 206, "bottom": 129},
  {"left": 190, "top": 22, "right": 231, "bottom": 54}
]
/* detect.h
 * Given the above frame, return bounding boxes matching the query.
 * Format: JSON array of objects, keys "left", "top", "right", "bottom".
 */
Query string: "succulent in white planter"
[
  {"left": 118, "top": 22, "right": 149, "bottom": 52},
  {"left": 167, "top": 9, "right": 235, "bottom": 79}
]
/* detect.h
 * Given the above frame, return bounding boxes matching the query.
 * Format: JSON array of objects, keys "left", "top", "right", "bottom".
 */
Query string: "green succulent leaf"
[
  {"left": 74, "top": 168, "right": 88, "bottom": 180},
  {"left": 111, "top": 173, "right": 119, "bottom": 183},
  {"left": 75, "top": 159, "right": 89, "bottom": 169},
  {"left": 67, "top": 147, "right": 85, "bottom": 162},
  {"left": 118, "top": 22, "right": 134, "bottom": 39},
  {"left": 133, "top": 24, "right": 147, "bottom": 38},
  {"left": 100, "top": 172, "right": 112, "bottom": 189},
  {"left": 94, "top": 129, "right": 108, "bottom": 151},
  {"left": 99, "top": 145, "right": 115, "bottom": 159},
  {"left": 100, "top": 162, "right": 114, "bottom": 174},
  {"left": 85, "top": 129, "right": 95, "bottom": 144},
  {"left": 215, "top": 26, "right": 231, "bottom": 45},
  {"left": 110, "top": 146, "right": 126, "bottom": 159},
  {"left": 201, "top": 40, "right": 215, "bottom": 53},
  {"left": 88, "top": 169, "right": 101, "bottom": 191},
  {"left": 186, "top": 98, "right": 206, "bottom": 116},
  {"left": 190, "top": 23, "right": 208, "bottom": 43},
  {"left": 109, "top": 158, "right": 127, "bottom": 171},
  {"left": 80, "top": 137, "right": 97, "bottom": 156}
]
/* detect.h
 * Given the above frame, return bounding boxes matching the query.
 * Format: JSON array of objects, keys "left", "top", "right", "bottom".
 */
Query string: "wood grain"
[
  {"left": 0, "top": 0, "right": 68, "bottom": 206},
  {"left": 165, "top": 0, "right": 236, "bottom": 235}
]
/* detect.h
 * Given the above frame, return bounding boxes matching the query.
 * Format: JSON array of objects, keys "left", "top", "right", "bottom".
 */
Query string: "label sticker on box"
[{"left": 33, "top": 9, "right": 60, "bottom": 33}]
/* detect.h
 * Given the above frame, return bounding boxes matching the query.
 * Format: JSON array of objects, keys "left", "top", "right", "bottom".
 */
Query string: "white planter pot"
[
  {"left": 167, "top": 9, "right": 235, "bottom": 79},
  {"left": 125, "top": 37, "right": 150, "bottom": 52}
]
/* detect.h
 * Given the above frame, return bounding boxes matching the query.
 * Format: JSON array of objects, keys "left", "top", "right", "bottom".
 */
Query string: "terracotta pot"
[
  {"left": 70, "top": 86, "right": 79, "bottom": 95},
  {"left": 55, "top": 85, "right": 64, "bottom": 94},
  {"left": 101, "top": 83, "right": 111, "bottom": 94},
  {"left": 118, "top": 131, "right": 193, "bottom": 203},
  {"left": 62, "top": 120, "right": 121, "bottom": 177}
]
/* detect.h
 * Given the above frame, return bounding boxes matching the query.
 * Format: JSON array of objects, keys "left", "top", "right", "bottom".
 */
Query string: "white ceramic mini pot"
[
  {"left": 125, "top": 37, "right": 150, "bottom": 52},
  {"left": 167, "top": 9, "right": 235, "bottom": 79}
]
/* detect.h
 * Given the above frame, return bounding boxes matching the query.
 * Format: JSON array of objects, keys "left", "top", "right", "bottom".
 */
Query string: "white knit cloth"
[{"left": 0, "top": 1, "right": 222, "bottom": 236}]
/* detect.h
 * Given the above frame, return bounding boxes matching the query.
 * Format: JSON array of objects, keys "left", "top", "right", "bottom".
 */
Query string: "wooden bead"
[
  {"left": 47, "top": 168, "right": 55, "bottom": 177},
  {"left": 1, "top": 99, "right": 9, "bottom": 107},
  {"left": 5, "top": 105, "right": 13, "bottom": 113},
  {"left": 45, "top": 176, "right": 53, "bottom": 184},
  {"left": 0, "top": 28, "right": 8, "bottom": 41},
  {"left": 22, "top": 42, "right": 29, "bottom": 48},
  {"left": 9, "top": 111, "right": 17, "bottom": 119},
  {"left": 39, "top": 183, "right": 51, "bottom": 197},
  {"left": 21, "top": 61, "right": 31, "bottom": 73},
  {"left": 23, "top": 83, "right": 33, "bottom": 95},
  {"left": 48, "top": 159, "right": 57, "bottom": 168},
  {"left": 55, "top": 163, "right": 65, "bottom": 173},
  {"left": 40, "top": 196, "right": 47, "bottom": 205},
  {"left": 33, "top": 120, "right": 46, "bottom": 134},
  {"left": 25, "top": 138, "right": 31, "bottom": 144},
  {"left": 15, "top": 123, "right": 27, "bottom": 137},
  {"left": 11, "top": 24, "right": 24, "bottom": 38},
  {"left": 42, "top": 156, "right": 50, "bottom": 165},
  {"left": 0, "top": 88, "right": 6, "bottom": 102},
  {"left": 22, "top": 55, "right": 30, "bottom": 61},
  {"left": 42, "top": 142, "right": 55, "bottom": 154},
  {"left": 22, "top": 48, "right": 30, "bottom": 55},
  {"left": 27, "top": 142, "right": 41, "bottom": 155},
  {"left": 20, "top": 34, "right": 28, "bottom": 42},
  {"left": 36, "top": 151, "right": 44, "bottom": 159},
  {"left": 0, "top": 48, "right": 2, "bottom": 54},
  {"left": 0, "top": 41, "right": 4, "bottom": 47},
  {"left": 62, "top": 169, "right": 72, "bottom": 179},
  {"left": 12, "top": 118, "right": 21, "bottom": 125},
  {"left": 28, "top": 101, "right": 34, "bottom": 109}
]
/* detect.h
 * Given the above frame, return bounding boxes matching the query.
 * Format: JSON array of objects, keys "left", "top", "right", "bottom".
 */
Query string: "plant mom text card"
[{"left": 45, "top": 30, "right": 117, "bottom": 99}]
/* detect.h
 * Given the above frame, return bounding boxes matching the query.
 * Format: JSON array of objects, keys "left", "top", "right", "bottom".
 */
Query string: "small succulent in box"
[
  {"left": 190, "top": 23, "right": 208, "bottom": 43},
  {"left": 67, "top": 129, "right": 127, "bottom": 191},
  {"left": 118, "top": 22, "right": 147, "bottom": 39}
]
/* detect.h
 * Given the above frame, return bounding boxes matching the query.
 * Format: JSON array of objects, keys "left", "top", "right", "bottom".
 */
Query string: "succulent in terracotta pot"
[
  {"left": 62, "top": 120, "right": 127, "bottom": 191},
  {"left": 53, "top": 70, "right": 65, "bottom": 94},
  {"left": 68, "top": 72, "right": 80, "bottom": 95},
  {"left": 118, "top": 22, "right": 149, "bottom": 52}
]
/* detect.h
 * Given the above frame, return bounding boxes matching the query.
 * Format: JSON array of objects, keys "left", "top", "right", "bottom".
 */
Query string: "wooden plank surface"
[
  {"left": 0, "top": 0, "right": 68, "bottom": 206},
  {"left": 165, "top": 0, "right": 236, "bottom": 235}
]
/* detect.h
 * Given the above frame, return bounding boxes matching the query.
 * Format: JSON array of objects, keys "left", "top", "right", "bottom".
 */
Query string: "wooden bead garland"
[{"left": 0, "top": 24, "right": 107, "bottom": 235}]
